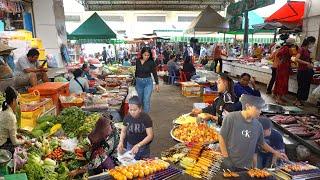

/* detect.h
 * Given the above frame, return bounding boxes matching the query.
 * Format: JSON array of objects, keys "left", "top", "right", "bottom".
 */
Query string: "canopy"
[
  {"left": 185, "top": 6, "right": 229, "bottom": 34},
  {"left": 68, "top": 12, "right": 117, "bottom": 40},
  {"left": 265, "top": 1, "right": 305, "bottom": 25}
]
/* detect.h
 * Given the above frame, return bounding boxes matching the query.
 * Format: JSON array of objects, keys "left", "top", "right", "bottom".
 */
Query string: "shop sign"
[{"left": 227, "top": 0, "right": 275, "bottom": 16}]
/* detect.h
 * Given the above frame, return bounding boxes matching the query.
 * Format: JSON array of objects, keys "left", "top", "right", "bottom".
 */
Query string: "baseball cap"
[
  {"left": 240, "top": 94, "right": 265, "bottom": 110},
  {"left": 258, "top": 117, "right": 272, "bottom": 130}
]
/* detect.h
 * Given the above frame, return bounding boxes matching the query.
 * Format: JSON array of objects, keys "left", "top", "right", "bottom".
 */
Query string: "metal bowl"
[
  {"left": 262, "top": 104, "right": 285, "bottom": 114},
  {"left": 0, "top": 149, "right": 12, "bottom": 165}
]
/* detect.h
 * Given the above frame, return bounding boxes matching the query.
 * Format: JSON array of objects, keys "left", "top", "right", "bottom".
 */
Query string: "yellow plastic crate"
[
  {"left": 19, "top": 90, "right": 40, "bottom": 104},
  {"left": 38, "top": 49, "right": 46, "bottom": 60},
  {"left": 16, "top": 30, "right": 32, "bottom": 40},
  {"left": 31, "top": 38, "right": 43, "bottom": 48}
]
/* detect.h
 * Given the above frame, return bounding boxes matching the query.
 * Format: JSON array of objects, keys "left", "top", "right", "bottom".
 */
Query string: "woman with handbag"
[{"left": 294, "top": 36, "right": 317, "bottom": 106}]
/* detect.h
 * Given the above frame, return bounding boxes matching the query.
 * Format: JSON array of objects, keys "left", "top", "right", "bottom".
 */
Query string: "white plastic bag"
[
  {"left": 61, "top": 138, "right": 78, "bottom": 152},
  {"left": 47, "top": 54, "right": 59, "bottom": 68},
  {"left": 117, "top": 150, "right": 136, "bottom": 166},
  {"left": 312, "top": 85, "right": 320, "bottom": 99}
]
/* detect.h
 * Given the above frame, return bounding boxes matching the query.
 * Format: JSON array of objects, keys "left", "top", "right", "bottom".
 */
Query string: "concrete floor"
[{"left": 147, "top": 80, "right": 320, "bottom": 173}]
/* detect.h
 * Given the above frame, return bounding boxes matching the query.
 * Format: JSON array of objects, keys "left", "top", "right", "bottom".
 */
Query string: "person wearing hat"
[
  {"left": 266, "top": 43, "right": 281, "bottom": 94},
  {"left": 253, "top": 117, "right": 285, "bottom": 168},
  {"left": 0, "top": 43, "right": 16, "bottom": 71},
  {"left": 191, "top": 73, "right": 238, "bottom": 126},
  {"left": 219, "top": 94, "right": 288, "bottom": 170},
  {"left": 274, "top": 38, "right": 296, "bottom": 105},
  {"left": 15, "top": 48, "right": 49, "bottom": 87}
]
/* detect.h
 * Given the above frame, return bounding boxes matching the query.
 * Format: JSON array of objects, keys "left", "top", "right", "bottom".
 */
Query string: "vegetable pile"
[
  {"left": 56, "top": 107, "right": 86, "bottom": 137},
  {"left": 78, "top": 113, "right": 101, "bottom": 136},
  {"left": 0, "top": 92, "right": 4, "bottom": 106}
]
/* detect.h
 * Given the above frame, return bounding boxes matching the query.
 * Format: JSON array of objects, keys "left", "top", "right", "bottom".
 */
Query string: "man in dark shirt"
[
  {"left": 102, "top": 47, "right": 107, "bottom": 64},
  {"left": 163, "top": 48, "right": 170, "bottom": 64},
  {"left": 254, "top": 117, "right": 285, "bottom": 168}
]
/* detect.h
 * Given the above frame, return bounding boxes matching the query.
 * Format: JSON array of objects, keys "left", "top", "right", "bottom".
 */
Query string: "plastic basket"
[
  {"left": 61, "top": 102, "right": 84, "bottom": 109},
  {"left": 20, "top": 98, "right": 53, "bottom": 112},
  {"left": 20, "top": 108, "right": 43, "bottom": 131},
  {"left": 181, "top": 82, "right": 201, "bottom": 97},
  {"left": 19, "top": 90, "right": 40, "bottom": 104},
  {"left": 203, "top": 92, "right": 219, "bottom": 104}
]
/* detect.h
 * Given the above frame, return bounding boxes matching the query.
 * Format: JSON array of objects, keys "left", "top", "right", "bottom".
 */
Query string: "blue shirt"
[
  {"left": 257, "top": 129, "right": 285, "bottom": 157},
  {"left": 234, "top": 82, "right": 261, "bottom": 99}
]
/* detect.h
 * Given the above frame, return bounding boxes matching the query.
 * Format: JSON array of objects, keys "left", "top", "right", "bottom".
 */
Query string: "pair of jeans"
[
  {"left": 135, "top": 77, "right": 153, "bottom": 113},
  {"left": 126, "top": 143, "right": 150, "bottom": 160},
  {"left": 267, "top": 67, "right": 277, "bottom": 93}
]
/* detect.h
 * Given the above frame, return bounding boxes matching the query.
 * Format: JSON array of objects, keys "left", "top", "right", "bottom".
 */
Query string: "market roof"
[
  {"left": 75, "top": 0, "right": 232, "bottom": 11},
  {"left": 68, "top": 12, "right": 117, "bottom": 40},
  {"left": 265, "top": 1, "right": 305, "bottom": 25},
  {"left": 186, "top": 6, "right": 228, "bottom": 34}
]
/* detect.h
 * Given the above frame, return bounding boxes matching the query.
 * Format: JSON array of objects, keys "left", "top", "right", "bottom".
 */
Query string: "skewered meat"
[
  {"left": 281, "top": 163, "right": 318, "bottom": 172},
  {"left": 247, "top": 169, "right": 271, "bottom": 178}
]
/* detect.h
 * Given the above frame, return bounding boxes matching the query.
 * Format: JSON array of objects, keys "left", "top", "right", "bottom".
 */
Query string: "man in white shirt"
[{"left": 15, "top": 48, "right": 49, "bottom": 86}]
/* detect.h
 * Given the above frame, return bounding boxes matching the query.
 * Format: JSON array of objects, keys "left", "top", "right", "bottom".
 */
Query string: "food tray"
[
  {"left": 170, "top": 126, "right": 184, "bottom": 143},
  {"left": 261, "top": 104, "right": 285, "bottom": 115},
  {"left": 215, "top": 171, "right": 276, "bottom": 180},
  {"left": 274, "top": 168, "right": 320, "bottom": 180},
  {"left": 267, "top": 114, "right": 320, "bottom": 155}
]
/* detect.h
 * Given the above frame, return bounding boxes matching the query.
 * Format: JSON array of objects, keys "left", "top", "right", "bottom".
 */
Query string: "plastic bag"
[
  {"left": 13, "top": 147, "right": 28, "bottom": 170},
  {"left": 117, "top": 150, "right": 136, "bottom": 166},
  {"left": 61, "top": 138, "right": 78, "bottom": 152},
  {"left": 47, "top": 54, "right": 59, "bottom": 68},
  {"left": 312, "top": 85, "right": 320, "bottom": 99}
]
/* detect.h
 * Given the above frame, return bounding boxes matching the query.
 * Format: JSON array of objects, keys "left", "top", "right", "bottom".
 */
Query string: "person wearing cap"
[
  {"left": 273, "top": 38, "right": 296, "bottom": 105},
  {"left": 253, "top": 117, "right": 285, "bottom": 168},
  {"left": 117, "top": 96, "right": 154, "bottom": 160},
  {"left": 0, "top": 43, "right": 16, "bottom": 71},
  {"left": 191, "top": 73, "right": 238, "bottom": 126},
  {"left": 219, "top": 94, "right": 288, "bottom": 170},
  {"left": 15, "top": 48, "right": 49, "bottom": 87},
  {"left": 266, "top": 44, "right": 281, "bottom": 94}
]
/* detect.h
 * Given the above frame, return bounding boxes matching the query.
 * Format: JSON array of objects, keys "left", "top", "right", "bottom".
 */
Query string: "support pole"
[
  {"left": 273, "top": 29, "right": 277, "bottom": 43},
  {"left": 223, "top": 33, "right": 226, "bottom": 43},
  {"left": 243, "top": 11, "right": 249, "bottom": 55}
]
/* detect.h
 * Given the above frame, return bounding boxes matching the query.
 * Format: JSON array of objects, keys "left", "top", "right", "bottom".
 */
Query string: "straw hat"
[{"left": 0, "top": 43, "right": 16, "bottom": 54}]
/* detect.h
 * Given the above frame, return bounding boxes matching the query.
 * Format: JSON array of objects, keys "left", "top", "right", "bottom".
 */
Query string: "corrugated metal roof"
[{"left": 75, "top": 0, "right": 232, "bottom": 11}]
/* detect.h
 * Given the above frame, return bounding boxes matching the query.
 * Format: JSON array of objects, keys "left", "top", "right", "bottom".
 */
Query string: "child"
[
  {"left": 219, "top": 94, "right": 287, "bottom": 170},
  {"left": 117, "top": 96, "right": 154, "bottom": 160}
]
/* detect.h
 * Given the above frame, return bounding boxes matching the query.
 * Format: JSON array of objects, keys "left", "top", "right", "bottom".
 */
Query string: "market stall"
[{"left": 221, "top": 58, "right": 320, "bottom": 101}]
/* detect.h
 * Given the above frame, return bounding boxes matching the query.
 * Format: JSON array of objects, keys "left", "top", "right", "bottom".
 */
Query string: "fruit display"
[
  {"left": 172, "top": 123, "right": 219, "bottom": 143},
  {"left": 223, "top": 170, "right": 240, "bottom": 178},
  {"left": 161, "top": 143, "right": 189, "bottom": 163},
  {"left": 180, "top": 143, "right": 223, "bottom": 179},
  {"left": 108, "top": 159, "right": 170, "bottom": 180},
  {"left": 174, "top": 114, "right": 197, "bottom": 124},
  {"left": 247, "top": 169, "right": 271, "bottom": 178}
]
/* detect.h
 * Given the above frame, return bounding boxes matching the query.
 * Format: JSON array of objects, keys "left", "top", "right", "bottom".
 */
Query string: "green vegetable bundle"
[
  {"left": 0, "top": 92, "right": 4, "bottom": 105},
  {"left": 78, "top": 113, "right": 101, "bottom": 136},
  {"left": 56, "top": 107, "right": 86, "bottom": 137}
]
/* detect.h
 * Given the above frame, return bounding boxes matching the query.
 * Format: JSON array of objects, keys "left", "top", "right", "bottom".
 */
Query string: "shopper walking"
[
  {"left": 266, "top": 44, "right": 281, "bottom": 94},
  {"left": 135, "top": 47, "right": 159, "bottom": 113},
  {"left": 294, "top": 36, "right": 316, "bottom": 106},
  {"left": 274, "top": 38, "right": 295, "bottom": 105},
  {"left": 102, "top": 47, "right": 107, "bottom": 64}
]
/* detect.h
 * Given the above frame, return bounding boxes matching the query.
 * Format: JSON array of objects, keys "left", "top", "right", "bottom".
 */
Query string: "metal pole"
[
  {"left": 223, "top": 33, "right": 226, "bottom": 43},
  {"left": 273, "top": 29, "right": 277, "bottom": 43},
  {"left": 243, "top": 10, "right": 249, "bottom": 55}
]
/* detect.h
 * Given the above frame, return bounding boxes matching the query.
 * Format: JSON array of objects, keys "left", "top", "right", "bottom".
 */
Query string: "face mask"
[{"left": 308, "top": 44, "right": 314, "bottom": 52}]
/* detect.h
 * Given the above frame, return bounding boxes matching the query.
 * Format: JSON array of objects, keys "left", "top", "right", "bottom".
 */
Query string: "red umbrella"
[{"left": 265, "top": 1, "right": 305, "bottom": 25}]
